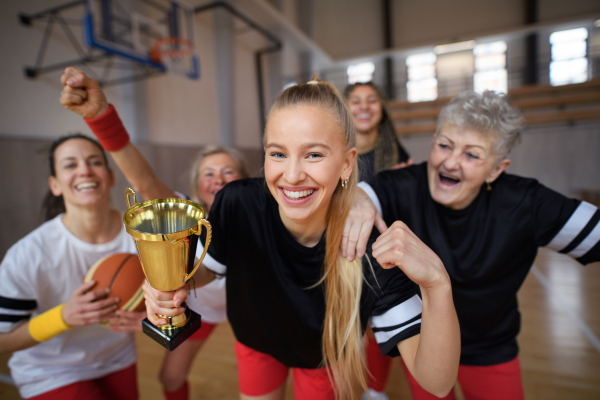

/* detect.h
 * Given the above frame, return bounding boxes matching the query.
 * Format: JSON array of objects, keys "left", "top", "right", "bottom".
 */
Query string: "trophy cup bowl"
[{"left": 123, "top": 188, "right": 212, "bottom": 351}]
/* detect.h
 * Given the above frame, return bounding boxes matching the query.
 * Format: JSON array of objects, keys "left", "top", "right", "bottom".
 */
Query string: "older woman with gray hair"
[{"left": 351, "top": 90, "right": 600, "bottom": 400}]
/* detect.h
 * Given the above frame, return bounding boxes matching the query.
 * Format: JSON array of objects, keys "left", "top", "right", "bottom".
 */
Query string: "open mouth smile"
[
  {"left": 282, "top": 188, "right": 315, "bottom": 200},
  {"left": 75, "top": 182, "right": 99, "bottom": 191},
  {"left": 438, "top": 172, "right": 460, "bottom": 188}
]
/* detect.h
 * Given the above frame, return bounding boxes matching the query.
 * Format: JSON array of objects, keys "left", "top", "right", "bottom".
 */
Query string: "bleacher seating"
[{"left": 389, "top": 79, "right": 600, "bottom": 136}]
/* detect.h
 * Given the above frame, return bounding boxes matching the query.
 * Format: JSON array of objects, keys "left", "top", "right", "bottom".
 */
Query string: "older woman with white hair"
[{"left": 350, "top": 90, "right": 600, "bottom": 400}]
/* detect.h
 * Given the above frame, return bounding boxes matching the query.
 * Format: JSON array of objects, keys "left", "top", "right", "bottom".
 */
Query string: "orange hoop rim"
[{"left": 151, "top": 37, "right": 194, "bottom": 59}]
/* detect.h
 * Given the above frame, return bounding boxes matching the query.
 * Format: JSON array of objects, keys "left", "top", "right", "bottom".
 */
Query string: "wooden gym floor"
[{"left": 1, "top": 248, "right": 599, "bottom": 399}]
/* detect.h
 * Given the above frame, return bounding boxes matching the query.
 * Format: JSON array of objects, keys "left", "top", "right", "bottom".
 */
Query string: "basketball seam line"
[{"left": 107, "top": 254, "right": 135, "bottom": 293}]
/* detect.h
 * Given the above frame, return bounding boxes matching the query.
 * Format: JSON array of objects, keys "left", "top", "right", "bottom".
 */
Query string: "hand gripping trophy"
[{"left": 123, "top": 188, "right": 212, "bottom": 351}]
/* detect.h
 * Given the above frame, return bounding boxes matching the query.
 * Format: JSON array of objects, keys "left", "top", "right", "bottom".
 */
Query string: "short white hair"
[
  {"left": 189, "top": 145, "right": 249, "bottom": 204},
  {"left": 436, "top": 90, "right": 525, "bottom": 158}
]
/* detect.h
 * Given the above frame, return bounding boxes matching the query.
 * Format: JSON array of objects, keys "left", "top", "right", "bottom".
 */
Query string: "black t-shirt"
[
  {"left": 201, "top": 178, "right": 421, "bottom": 368},
  {"left": 368, "top": 162, "right": 600, "bottom": 366},
  {"left": 358, "top": 141, "right": 410, "bottom": 187}
]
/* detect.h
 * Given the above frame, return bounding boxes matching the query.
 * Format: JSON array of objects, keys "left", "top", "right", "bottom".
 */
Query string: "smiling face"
[
  {"left": 347, "top": 85, "right": 383, "bottom": 134},
  {"left": 196, "top": 152, "right": 243, "bottom": 211},
  {"left": 264, "top": 105, "right": 356, "bottom": 230},
  {"left": 49, "top": 138, "right": 114, "bottom": 209},
  {"left": 427, "top": 124, "right": 511, "bottom": 210}
]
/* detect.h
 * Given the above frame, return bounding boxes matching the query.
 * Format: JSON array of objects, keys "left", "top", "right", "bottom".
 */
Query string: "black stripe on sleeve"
[
  {"left": 371, "top": 314, "right": 422, "bottom": 333},
  {"left": 0, "top": 295, "right": 37, "bottom": 311},
  {"left": 560, "top": 209, "right": 600, "bottom": 254},
  {"left": 378, "top": 323, "right": 421, "bottom": 358},
  {"left": 0, "top": 314, "right": 31, "bottom": 323},
  {"left": 577, "top": 239, "right": 600, "bottom": 265}
]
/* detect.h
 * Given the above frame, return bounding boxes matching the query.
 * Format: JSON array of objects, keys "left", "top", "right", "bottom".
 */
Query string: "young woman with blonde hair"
[{"left": 143, "top": 79, "right": 460, "bottom": 400}]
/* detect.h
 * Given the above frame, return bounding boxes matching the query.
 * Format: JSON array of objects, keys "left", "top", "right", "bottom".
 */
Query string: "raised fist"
[{"left": 59, "top": 66, "right": 109, "bottom": 119}]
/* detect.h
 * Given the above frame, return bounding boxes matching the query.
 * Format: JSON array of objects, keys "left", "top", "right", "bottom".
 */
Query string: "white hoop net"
[{"left": 153, "top": 38, "right": 195, "bottom": 77}]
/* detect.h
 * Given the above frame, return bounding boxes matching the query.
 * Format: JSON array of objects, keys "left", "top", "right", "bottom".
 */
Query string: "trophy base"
[{"left": 142, "top": 310, "right": 202, "bottom": 351}]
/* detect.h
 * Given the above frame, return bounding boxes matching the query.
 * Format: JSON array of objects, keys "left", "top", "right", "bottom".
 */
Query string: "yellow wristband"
[{"left": 28, "top": 304, "right": 72, "bottom": 342}]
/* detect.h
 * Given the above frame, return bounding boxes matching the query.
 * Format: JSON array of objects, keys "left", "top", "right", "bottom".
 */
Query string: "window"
[
  {"left": 347, "top": 62, "right": 375, "bottom": 84},
  {"left": 406, "top": 52, "right": 437, "bottom": 102},
  {"left": 549, "top": 27, "right": 588, "bottom": 86},
  {"left": 473, "top": 41, "right": 507, "bottom": 94}
]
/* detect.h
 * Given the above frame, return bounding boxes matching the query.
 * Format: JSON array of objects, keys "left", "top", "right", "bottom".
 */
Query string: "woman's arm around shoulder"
[{"left": 372, "top": 221, "right": 460, "bottom": 398}]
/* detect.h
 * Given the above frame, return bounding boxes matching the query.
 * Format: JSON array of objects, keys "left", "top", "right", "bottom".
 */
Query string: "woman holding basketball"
[
  {"left": 141, "top": 79, "right": 460, "bottom": 399},
  {"left": 0, "top": 134, "right": 144, "bottom": 399},
  {"left": 59, "top": 66, "right": 249, "bottom": 400}
]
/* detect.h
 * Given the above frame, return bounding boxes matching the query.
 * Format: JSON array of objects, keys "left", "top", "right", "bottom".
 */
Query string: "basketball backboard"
[{"left": 83, "top": 0, "right": 199, "bottom": 79}]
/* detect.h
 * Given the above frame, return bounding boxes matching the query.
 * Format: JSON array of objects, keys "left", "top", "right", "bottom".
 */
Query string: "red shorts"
[
  {"left": 235, "top": 341, "right": 335, "bottom": 399},
  {"left": 402, "top": 357, "right": 524, "bottom": 400},
  {"left": 27, "top": 363, "right": 138, "bottom": 400},
  {"left": 187, "top": 320, "right": 216, "bottom": 341}
]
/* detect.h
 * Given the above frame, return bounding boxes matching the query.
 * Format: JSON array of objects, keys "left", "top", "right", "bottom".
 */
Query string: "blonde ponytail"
[{"left": 268, "top": 80, "right": 367, "bottom": 399}]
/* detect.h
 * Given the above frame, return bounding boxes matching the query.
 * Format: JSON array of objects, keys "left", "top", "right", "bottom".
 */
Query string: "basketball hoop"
[{"left": 151, "top": 37, "right": 196, "bottom": 77}]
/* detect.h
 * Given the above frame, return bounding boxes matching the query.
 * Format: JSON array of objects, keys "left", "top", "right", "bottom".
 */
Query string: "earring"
[
  {"left": 341, "top": 177, "right": 349, "bottom": 188},
  {"left": 487, "top": 182, "right": 492, "bottom": 191}
]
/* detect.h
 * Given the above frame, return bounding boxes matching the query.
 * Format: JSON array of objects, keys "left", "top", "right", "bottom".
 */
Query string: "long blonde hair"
[{"left": 267, "top": 80, "right": 367, "bottom": 399}]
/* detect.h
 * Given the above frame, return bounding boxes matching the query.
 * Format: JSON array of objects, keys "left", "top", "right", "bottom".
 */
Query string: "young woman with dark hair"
[
  {"left": 344, "top": 82, "right": 413, "bottom": 186},
  {"left": 59, "top": 66, "right": 251, "bottom": 400},
  {"left": 0, "top": 134, "right": 144, "bottom": 400}
]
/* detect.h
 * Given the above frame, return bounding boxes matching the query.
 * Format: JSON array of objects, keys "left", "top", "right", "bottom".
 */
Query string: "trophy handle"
[
  {"left": 186, "top": 219, "right": 212, "bottom": 282},
  {"left": 125, "top": 188, "right": 138, "bottom": 208}
]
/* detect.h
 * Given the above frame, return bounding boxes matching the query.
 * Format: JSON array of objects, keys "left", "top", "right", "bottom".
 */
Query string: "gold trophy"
[{"left": 123, "top": 188, "right": 212, "bottom": 351}]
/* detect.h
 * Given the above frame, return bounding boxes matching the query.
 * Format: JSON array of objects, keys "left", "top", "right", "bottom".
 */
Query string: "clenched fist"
[
  {"left": 372, "top": 221, "right": 449, "bottom": 289},
  {"left": 59, "top": 66, "right": 109, "bottom": 119}
]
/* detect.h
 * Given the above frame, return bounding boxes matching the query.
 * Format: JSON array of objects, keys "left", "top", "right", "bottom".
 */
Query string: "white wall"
[
  {"left": 0, "top": 1, "right": 122, "bottom": 139},
  {"left": 0, "top": 0, "right": 268, "bottom": 149},
  {"left": 314, "top": 0, "right": 383, "bottom": 59},
  {"left": 144, "top": 11, "right": 222, "bottom": 146}
]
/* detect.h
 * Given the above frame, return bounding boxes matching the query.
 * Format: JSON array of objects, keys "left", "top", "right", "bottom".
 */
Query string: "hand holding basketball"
[
  {"left": 107, "top": 310, "right": 147, "bottom": 332},
  {"left": 62, "top": 281, "right": 119, "bottom": 327},
  {"left": 60, "top": 66, "right": 109, "bottom": 119},
  {"left": 143, "top": 281, "right": 187, "bottom": 326},
  {"left": 371, "top": 221, "right": 450, "bottom": 290}
]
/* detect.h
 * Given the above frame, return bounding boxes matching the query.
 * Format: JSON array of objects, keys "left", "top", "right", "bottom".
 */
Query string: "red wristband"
[{"left": 84, "top": 104, "right": 130, "bottom": 151}]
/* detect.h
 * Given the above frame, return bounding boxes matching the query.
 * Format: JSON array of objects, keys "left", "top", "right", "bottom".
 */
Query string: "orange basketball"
[{"left": 83, "top": 253, "right": 146, "bottom": 313}]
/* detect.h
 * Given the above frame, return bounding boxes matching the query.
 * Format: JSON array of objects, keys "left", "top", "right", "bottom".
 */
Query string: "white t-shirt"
[
  {"left": 184, "top": 241, "right": 227, "bottom": 324},
  {"left": 0, "top": 214, "right": 137, "bottom": 399},
  {"left": 172, "top": 190, "right": 227, "bottom": 325}
]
